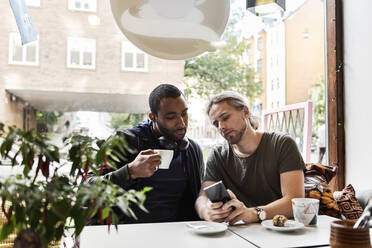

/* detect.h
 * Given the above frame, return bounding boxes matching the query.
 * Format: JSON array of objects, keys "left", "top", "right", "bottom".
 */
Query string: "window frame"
[
  {"left": 67, "top": 37, "right": 96, "bottom": 70},
  {"left": 326, "top": 0, "right": 345, "bottom": 191},
  {"left": 8, "top": 32, "right": 39, "bottom": 66},
  {"left": 121, "top": 41, "right": 149, "bottom": 72}
]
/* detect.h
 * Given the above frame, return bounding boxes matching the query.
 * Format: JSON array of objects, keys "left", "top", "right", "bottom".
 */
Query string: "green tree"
[
  {"left": 36, "top": 111, "right": 64, "bottom": 133},
  {"left": 110, "top": 113, "right": 145, "bottom": 131},
  {"left": 310, "top": 78, "right": 326, "bottom": 134},
  {"left": 184, "top": 5, "right": 262, "bottom": 104}
]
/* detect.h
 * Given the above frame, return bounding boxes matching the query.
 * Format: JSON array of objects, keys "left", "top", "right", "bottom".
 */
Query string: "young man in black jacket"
[{"left": 88, "top": 84, "right": 204, "bottom": 223}]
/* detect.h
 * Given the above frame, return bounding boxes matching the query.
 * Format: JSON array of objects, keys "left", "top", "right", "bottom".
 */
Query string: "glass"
[
  {"left": 83, "top": 52, "right": 92, "bottom": 66},
  {"left": 70, "top": 51, "right": 80, "bottom": 65},
  {"left": 136, "top": 53, "right": 145, "bottom": 68},
  {"left": 26, "top": 45, "right": 36, "bottom": 62},
  {"left": 13, "top": 44, "right": 23, "bottom": 62},
  {"left": 124, "top": 53, "right": 133, "bottom": 68}
]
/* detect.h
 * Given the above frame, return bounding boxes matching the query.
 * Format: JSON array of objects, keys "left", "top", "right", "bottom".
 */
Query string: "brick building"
[{"left": 0, "top": 0, "right": 184, "bottom": 130}]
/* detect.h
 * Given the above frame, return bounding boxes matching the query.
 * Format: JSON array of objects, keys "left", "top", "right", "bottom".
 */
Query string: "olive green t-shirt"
[{"left": 204, "top": 132, "right": 305, "bottom": 207}]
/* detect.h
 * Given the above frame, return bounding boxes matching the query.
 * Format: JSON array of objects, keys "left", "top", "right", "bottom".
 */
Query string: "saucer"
[
  {"left": 186, "top": 221, "right": 228, "bottom": 234},
  {"left": 261, "top": 220, "right": 305, "bottom": 232}
]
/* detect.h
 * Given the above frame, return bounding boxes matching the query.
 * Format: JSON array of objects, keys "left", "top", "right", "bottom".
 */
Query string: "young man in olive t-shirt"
[{"left": 195, "top": 91, "right": 305, "bottom": 225}]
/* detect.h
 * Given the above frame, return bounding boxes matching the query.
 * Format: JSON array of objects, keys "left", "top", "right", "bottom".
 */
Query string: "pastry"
[{"left": 272, "top": 215, "right": 288, "bottom": 227}]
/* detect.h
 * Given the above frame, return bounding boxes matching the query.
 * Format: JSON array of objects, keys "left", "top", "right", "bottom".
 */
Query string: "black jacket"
[{"left": 87, "top": 120, "right": 204, "bottom": 223}]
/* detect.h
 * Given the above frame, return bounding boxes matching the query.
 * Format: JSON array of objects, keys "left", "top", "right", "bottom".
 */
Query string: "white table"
[
  {"left": 79, "top": 216, "right": 371, "bottom": 248},
  {"left": 228, "top": 215, "right": 337, "bottom": 248},
  {"left": 80, "top": 221, "right": 255, "bottom": 248}
]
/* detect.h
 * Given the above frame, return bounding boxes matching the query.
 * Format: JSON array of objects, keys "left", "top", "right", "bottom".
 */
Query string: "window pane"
[
  {"left": 26, "top": 45, "right": 36, "bottom": 62},
  {"left": 257, "top": 37, "right": 263, "bottom": 50},
  {"left": 247, "top": 44, "right": 252, "bottom": 55},
  {"left": 136, "top": 53, "right": 145, "bottom": 68},
  {"left": 125, "top": 53, "right": 133, "bottom": 68},
  {"left": 75, "top": 1, "right": 81, "bottom": 8},
  {"left": 257, "top": 59, "right": 263, "bottom": 73},
  {"left": 71, "top": 51, "right": 80, "bottom": 65},
  {"left": 84, "top": 3, "right": 89, "bottom": 9},
  {"left": 13, "top": 45, "right": 23, "bottom": 62},
  {"left": 83, "top": 52, "right": 92, "bottom": 65}
]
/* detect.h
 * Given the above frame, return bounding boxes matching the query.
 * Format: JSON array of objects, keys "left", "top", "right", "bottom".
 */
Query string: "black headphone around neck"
[{"left": 158, "top": 136, "right": 190, "bottom": 151}]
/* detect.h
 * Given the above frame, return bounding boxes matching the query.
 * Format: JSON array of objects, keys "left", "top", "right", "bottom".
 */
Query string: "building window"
[
  {"left": 277, "top": 78, "right": 280, "bottom": 89},
  {"left": 8, "top": 32, "right": 39, "bottom": 66},
  {"left": 68, "top": 0, "right": 97, "bottom": 12},
  {"left": 122, "top": 41, "right": 148, "bottom": 72},
  {"left": 67, "top": 37, "right": 96, "bottom": 69},
  {"left": 271, "top": 80, "right": 274, "bottom": 91},
  {"left": 247, "top": 44, "right": 252, "bottom": 56},
  {"left": 257, "top": 37, "right": 264, "bottom": 51},
  {"left": 257, "top": 59, "right": 263, "bottom": 73},
  {"left": 258, "top": 81, "right": 263, "bottom": 91},
  {"left": 25, "top": 0, "right": 40, "bottom": 7}
]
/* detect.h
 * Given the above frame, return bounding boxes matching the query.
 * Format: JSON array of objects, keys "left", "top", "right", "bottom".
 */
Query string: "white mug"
[
  {"left": 154, "top": 149, "right": 174, "bottom": 169},
  {"left": 292, "top": 198, "right": 320, "bottom": 226}
]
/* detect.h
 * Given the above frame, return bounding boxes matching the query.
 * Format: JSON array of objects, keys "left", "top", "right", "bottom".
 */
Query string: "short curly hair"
[{"left": 149, "top": 84, "right": 183, "bottom": 116}]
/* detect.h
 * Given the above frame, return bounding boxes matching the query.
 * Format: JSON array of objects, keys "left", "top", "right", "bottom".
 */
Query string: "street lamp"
[{"left": 246, "top": 0, "right": 285, "bottom": 17}]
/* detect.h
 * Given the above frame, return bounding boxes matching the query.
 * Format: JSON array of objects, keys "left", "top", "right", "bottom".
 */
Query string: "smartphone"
[{"left": 203, "top": 181, "right": 231, "bottom": 203}]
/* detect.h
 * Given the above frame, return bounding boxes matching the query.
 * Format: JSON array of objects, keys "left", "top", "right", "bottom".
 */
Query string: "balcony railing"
[{"left": 262, "top": 101, "right": 313, "bottom": 162}]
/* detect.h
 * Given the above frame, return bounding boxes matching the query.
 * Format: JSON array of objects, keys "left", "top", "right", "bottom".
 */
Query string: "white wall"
[{"left": 343, "top": 0, "right": 372, "bottom": 190}]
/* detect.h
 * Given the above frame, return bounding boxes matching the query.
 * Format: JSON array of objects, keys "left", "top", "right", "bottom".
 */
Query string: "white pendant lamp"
[{"left": 110, "top": 0, "right": 230, "bottom": 60}]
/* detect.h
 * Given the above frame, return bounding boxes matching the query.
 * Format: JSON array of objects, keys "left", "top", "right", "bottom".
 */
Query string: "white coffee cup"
[
  {"left": 292, "top": 198, "right": 320, "bottom": 226},
  {"left": 154, "top": 149, "right": 174, "bottom": 169}
]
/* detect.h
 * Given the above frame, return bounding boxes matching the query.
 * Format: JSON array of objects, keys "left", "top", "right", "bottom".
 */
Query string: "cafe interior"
[{"left": 0, "top": 0, "right": 371, "bottom": 247}]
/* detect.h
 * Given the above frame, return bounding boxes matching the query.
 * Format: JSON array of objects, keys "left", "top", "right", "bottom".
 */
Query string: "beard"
[
  {"left": 156, "top": 122, "right": 187, "bottom": 141},
  {"left": 224, "top": 118, "right": 247, "bottom": 145}
]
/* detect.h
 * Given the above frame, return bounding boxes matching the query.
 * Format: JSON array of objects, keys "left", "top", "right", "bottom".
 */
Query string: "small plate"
[
  {"left": 261, "top": 220, "right": 305, "bottom": 232},
  {"left": 186, "top": 221, "right": 228, "bottom": 234}
]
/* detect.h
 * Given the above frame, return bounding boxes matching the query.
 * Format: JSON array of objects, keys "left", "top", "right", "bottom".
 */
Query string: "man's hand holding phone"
[{"left": 200, "top": 181, "right": 234, "bottom": 222}]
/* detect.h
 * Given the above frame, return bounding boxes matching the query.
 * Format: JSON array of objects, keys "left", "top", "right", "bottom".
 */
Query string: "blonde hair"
[{"left": 206, "top": 91, "right": 259, "bottom": 130}]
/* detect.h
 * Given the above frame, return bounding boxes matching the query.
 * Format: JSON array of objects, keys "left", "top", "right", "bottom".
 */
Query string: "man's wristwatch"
[{"left": 255, "top": 207, "right": 266, "bottom": 222}]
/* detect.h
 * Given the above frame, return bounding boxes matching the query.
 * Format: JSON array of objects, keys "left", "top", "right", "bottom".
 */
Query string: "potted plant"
[{"left": 0, "top": 123, "right": 150, "bottom": 247}]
